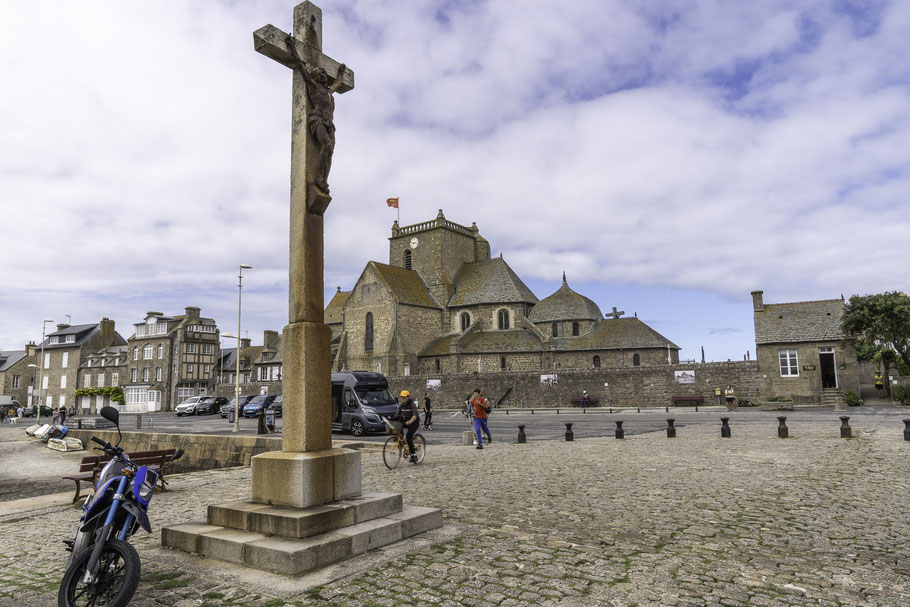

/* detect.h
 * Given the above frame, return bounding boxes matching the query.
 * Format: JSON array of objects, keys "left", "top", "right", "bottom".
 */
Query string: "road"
[{"left": 74, "top": 404, "right": 910, "bottom": 445}]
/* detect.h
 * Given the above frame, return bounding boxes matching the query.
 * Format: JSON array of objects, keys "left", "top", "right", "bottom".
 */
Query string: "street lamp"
[
  {"left": 228, "top": 263, "right": 252, "bottom": 433},
  {"left": 30, "top": 319, "right": 54, "bottom": 425}
]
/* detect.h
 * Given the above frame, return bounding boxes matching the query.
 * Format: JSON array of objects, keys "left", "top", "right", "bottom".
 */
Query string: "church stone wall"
[
  {"left": 342, "top": 268, "right": 398, "bottom": 373},
  {"left": 388, "top": 361, "right": 760, "bottom": 410}
]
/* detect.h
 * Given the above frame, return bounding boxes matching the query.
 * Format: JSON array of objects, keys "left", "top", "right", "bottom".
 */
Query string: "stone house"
[
  {"left": 328, "top": 210, "right": 679, "bottom": 375},
  {"left": 36, "top": 319, "right": 126, "bottom": 413},
  {"left": 0, "top": 343, "right": 36, "bottom": 406},
  {"left": 123, "top": 307, "right": 219, "bottom": 412},
  {"left": 752, "top": 290, "right": 860, "bottom": 405},
  {"left": 76, "top": 345, "right": 129, "bottom": 414},
  {"left": 214, "top": 331, "right": 283, "bottom": 398}
]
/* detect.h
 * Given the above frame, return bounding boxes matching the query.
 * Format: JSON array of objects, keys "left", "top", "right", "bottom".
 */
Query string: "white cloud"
[{"left": 1, "top": 0, "right": 908, "bottom": 361}]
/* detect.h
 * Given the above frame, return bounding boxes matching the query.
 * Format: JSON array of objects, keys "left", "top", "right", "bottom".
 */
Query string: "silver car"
[{"left": 175, "top": 396, "right": 203, "bottom": 416}]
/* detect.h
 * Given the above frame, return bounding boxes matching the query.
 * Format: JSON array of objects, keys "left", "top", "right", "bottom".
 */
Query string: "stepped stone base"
[{"left": 162, "top": 492, "right": 442, "bottom": 576}]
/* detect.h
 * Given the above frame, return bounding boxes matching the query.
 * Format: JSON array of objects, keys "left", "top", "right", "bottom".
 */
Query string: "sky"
[{"left": 1, "top": 0, "right": 908, "bottom": 363}]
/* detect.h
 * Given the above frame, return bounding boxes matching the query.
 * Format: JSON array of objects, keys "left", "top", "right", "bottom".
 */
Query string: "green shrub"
[
  {"left": 737, "top": 400, "right": 759, "bottom": 407},
  {"left": 891, "top": 384, "right": 910, "bottom": 405},
  {"left": 844, "top": 391, "right": 861, "bottom": 406}
]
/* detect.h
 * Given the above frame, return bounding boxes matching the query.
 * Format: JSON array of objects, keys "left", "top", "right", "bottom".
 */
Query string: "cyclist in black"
[{"left": 394, "top": 390, "right": 420, "bottom": 463}]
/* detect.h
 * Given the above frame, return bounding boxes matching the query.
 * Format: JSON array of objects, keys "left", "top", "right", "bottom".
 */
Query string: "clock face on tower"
[{"left": 409, "top": 237, "right": 419, "bottom": 249}]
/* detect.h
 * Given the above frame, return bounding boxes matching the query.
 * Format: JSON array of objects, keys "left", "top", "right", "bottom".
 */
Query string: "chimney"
[
  {"left": 240, "top": 337, "right": 252, "bottom": 350},
  {"left": 146, "top": 311, "right": 163, "bottom": 317},
  {"left": 185, "top": 306, "right": 201, "bottom": 321},
  {"left": 264, "top": 330, "right": 279, "bottom": 350},
  {"left": 25, "top": 341, "right": 36, "bottom": 357},
  {"left": 751, "top": 290, "right": 764, "bottom": 312},
  {"left": 57, "top": 323, "right": 71, "bottom": 332},
  {"left": 99, "top": 318, "right": 115, "bottom": 343}
]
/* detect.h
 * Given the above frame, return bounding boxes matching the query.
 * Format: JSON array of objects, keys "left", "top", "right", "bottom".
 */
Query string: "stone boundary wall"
[
  {"left": 384, "top": 361, "right": 760, "bottom": 410},
  {"left": 66, "top": 429, "right": 283, "bottom": 473}
]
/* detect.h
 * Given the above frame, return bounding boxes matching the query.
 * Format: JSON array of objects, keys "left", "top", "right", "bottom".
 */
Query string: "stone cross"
[
  {"left": 606, "top": 306, "right": 625, "bottom": 320},
  {"left": 253, "top": 2, "right": 353, "bottom": 455}
]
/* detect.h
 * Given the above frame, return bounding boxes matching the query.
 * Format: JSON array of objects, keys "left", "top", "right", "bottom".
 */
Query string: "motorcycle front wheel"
[{"left": 58, "top": 539, "right": 140, "bottom": 607}]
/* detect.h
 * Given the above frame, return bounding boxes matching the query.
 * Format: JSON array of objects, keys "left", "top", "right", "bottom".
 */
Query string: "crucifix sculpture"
[
  {"left": 606, "top": 307, "right": 625, "bottom": 320},
  {"left": 251, "top": 1, "right": 357, "bottom": 504}
]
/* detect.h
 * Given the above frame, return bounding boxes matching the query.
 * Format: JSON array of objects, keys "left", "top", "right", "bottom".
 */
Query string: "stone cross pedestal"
[{"left": 162, "top": 1, "right": 441, "bottom": 575}]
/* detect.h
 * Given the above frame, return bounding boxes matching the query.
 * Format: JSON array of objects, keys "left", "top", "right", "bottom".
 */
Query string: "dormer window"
[{"left": 65, "top": 334, "right": 75, "bottom": 343}]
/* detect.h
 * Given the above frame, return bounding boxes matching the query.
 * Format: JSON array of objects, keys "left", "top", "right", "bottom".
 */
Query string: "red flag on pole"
[{"left": 386, "top": 197, "right": 399, "bottom": 208}]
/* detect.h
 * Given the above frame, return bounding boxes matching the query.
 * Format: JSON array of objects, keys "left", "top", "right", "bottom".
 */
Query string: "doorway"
[{"left": 819, "top": 347, "right": 837, "bottom": 389}]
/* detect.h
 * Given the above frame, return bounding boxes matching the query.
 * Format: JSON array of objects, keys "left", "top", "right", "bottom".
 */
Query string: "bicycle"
[{"left": 380, "top": 416, "right": 426, "bottom": 469}]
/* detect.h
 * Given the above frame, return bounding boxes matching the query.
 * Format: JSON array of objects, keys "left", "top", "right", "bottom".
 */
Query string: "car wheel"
[
  {"left": 351, "top": 418, "right": 364, "bottom": 437},
  {"left": 176, "top": 413, "right": 183, "bottom": 417}
]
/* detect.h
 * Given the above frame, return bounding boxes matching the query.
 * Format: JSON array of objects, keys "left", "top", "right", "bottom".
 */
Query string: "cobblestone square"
[{"left": 1, "top": 413, "right": 908, "bottom": 606}]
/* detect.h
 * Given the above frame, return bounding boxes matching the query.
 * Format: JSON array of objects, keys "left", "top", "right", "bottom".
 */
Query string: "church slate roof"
[
  {"left": 568, "top": 318, "right": 680, "bottom": 350},
  {"left": 754, "top": 299, "right": 845, "bottom": 344},
  {"left": 528, "top": 279, "right": 603, "bottom": 322},
  {"left": 325, "top": 289, "right": 351, "bottom": 324},
  {"left": 369, "top": 262, "right": 441, "bottom": 308},
  {"left": 448, "top": 258, "right": 539, "bottom": 307},
  {"left": 419, "top": 335, "right": 457, "bottom": 357}
]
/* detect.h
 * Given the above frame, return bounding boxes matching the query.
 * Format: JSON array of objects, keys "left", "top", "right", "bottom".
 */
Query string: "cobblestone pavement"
[
  {"left": 0, "top": 432, "right": 87, "bottom": 502},
  {"left": 1, "top": 412, "right": 908, "bottom": 606}
]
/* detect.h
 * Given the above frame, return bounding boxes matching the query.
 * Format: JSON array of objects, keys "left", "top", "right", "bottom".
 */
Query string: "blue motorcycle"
[{"left": 58, "top": 406, "right": 182, "bottom": 607}]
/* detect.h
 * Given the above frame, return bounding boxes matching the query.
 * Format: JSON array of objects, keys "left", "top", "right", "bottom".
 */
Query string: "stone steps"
[{"left": 162, "top": 492, "right": 442, "bottom": 575}]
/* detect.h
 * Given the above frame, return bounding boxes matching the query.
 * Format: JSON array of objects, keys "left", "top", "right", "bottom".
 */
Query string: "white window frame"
[
  {"left": 111, "top": 373, "right": 119, "bottom": 387},
  {"left": 779, "top": 349, "right": 799, "bottom": 377},
  {"left": 186, "top": 343, "right": 196, "bottom": 354},
  {"left": 42, "top": 375, "right": 48, "bottom": 389},
  {"left": 12, "top": 375, "right": 20, "bottom": 389},
  {"left": 62, "top": 352, "right": 69, "bottom": 368},
  {"left": 60, "top": 375, "right": 67, "bottom": 389},
  {"left": 143, "top": 344, "right": 153, "bottom": 360},
  {"left": 157, "top": 344, "right": 164, "bottom": 359},
  {"left": 97, "top": 374, "right": 104, "bottom": 388},
  {"left": 44, "top": 353, "right": 50, "bottom": 369},
  {"left": 83, "top": 375, "right": 90, "bottom": 388},
  {"left": 143, "top": 368, "right": 150, "bottom": 382},
  {"left": 156, "top": 367, "right": 162, "bottom": 381},
  {"left": 65, "top": 334, "right": 75, "bottom": 343},
  {"left": 133, "top": 347, "right": 139, "bottom": 360},
  {"left": 131, "top": 368, "right": 138, "bottom": 382}
]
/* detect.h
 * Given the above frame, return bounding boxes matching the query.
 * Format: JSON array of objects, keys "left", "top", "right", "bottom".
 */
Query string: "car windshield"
[
  {"left": 355, "top": 387, "right": 395, "bottom": 405},
  {"left": 249, "top": 396, "right": 270, "bottom": 405}
]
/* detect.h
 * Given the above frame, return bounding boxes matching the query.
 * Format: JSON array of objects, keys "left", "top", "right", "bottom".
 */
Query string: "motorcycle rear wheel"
[{"left": 58, "top": 538, "right": 140, "bottom": 607}]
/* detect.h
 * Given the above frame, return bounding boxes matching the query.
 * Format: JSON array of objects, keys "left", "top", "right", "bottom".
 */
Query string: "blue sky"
[{"left": 1, "top": 0, "right": 908, "bottom": 362}]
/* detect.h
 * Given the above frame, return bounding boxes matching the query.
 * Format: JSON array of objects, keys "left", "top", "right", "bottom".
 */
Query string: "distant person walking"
[
  {"left": 422, "top": 392, "right": 433, "bottom": 430},
  {"left": 52, "top": 408, "right": 60, "bottom": 425},
  {"left": 874, "top": 371, "right": 885, "bottom": 398},
  {"left": 58, "top": 406, "right": 67, "bottom": 426},
  {"left": 469, "top": 389, "right": 492, "bottom": 449},
  {"left": 724, "top": 385, "right": 736, "bottom": 412},
  {"left": 581, "top": 391, "right": 589, "bottom": 410}
]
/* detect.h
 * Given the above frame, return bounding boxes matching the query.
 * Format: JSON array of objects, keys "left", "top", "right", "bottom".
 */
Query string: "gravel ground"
[{"left": 0, "top": 410, "right": 908, "bottom": 606}]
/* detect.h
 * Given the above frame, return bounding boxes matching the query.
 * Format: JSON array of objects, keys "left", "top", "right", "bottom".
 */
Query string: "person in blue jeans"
[{"left": 469, "top": 389, "right": 492, "bottom": 449}]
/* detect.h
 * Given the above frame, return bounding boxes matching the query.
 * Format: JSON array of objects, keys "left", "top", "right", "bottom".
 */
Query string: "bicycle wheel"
[
  {"left": 413, "top": 434, "right": 426, "bottom": 464},
  {"left": 383, "top": 436, "right": 402, "bottom": 469}
]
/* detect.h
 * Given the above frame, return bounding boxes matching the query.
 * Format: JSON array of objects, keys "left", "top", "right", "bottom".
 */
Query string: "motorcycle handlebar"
[{"left": 91, "top": 437, "right": 107, "bottom": 447}]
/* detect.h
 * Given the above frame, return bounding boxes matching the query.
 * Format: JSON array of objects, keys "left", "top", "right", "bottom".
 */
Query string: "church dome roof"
[{"left": 529, "top": 277, "right": 602, "bottom": 323}]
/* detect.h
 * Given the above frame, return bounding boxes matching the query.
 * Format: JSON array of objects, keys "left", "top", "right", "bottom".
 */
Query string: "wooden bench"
[
  {"left": 671, "top": 395, "right": 704, "bottom": 406},
  {"left": 570, "top": 397, "right": 599, "bottom": 406},
  {"left": 62, "top": 448, "right": 177, "bottom": 504}
]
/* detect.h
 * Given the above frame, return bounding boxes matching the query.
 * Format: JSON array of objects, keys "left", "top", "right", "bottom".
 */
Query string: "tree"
[{"left": 841, "top": 292, "right": 910, "bottom": 373}]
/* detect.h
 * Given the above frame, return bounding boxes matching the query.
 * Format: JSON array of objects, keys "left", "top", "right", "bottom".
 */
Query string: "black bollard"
[
  {"left": 556, "top": 409, "right": 560, "bottom": 414},
  {"left": 665, "top": 406, "right": 669, "bottom": 413},
  {"left": 615, "top": 420, "right": 624, "bottom": 439},
  {"left": 609, "top": 407, "right": 613, "bottom": 414},
  {"left": 637, "top": 407, "right": 641, "bottom": 413},
  {"left": 531, "top": 409, "right": 534, "bottom": 414},
  {"left": 720, "top": 417, "right": 731, "bottom": 438},
  {"left": 695, "top": 405, "right": 698, "bottom": 412},
  {"left": 777, "top": 416, "right": 789, "bottom": 439},
  {"left": 903, "top": 419, "right": 910, "bottom": 442},
  {"left": 839, "top": 416, "right": 852, "bottom": 438},
  {"left": 666, "top": 418, "right": 677, "bottom": 438},
  {"left": 565, "top": 423, "right": 574, "bottom": 441},
  {"left": 517, "top": 425, "right": 526, "bottom": 443},
  {"left": 136, "top": 414, "right": 142, "bottom": 430},
  {"left": 77, "top": 419, "right": 83, "bottom": 429}
]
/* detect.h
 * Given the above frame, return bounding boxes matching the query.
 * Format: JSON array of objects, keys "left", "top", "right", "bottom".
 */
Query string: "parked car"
[
  {"left": 175, "top": 396, "right": 204, "bottom": 416},
  {"left": 23, "top": 404, "right": 54, "bottom": 417},
  {"left": 242, "top": 394, "right": 278, "bottom": 417},
  {"left": 220, "top": 395, "right": 255, "bottom": 418},
  {"left": 271, "top": 395, "right": 282, "bottom": 417},
  {"left": 195, "top": 396, "right": 227, "bottom": 415}
]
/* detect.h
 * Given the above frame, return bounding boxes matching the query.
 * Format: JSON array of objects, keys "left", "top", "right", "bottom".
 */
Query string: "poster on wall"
[
  {"left": 674, "top": 370, "right": 695, "bottom": 384},
  {"left": 426, "top": 379, "right": 441, "bottom": 391},
  {"left": 540, "top": 374, "right": 558, "bottom": 386}
]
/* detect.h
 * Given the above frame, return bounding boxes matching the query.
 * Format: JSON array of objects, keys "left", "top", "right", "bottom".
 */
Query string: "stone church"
[{"left": 326, "top": 211, "right": 679, "bottom": 376}]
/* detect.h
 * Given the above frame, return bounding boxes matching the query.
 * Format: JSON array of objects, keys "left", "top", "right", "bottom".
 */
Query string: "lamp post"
[
  {"left": 31, "top": 319, "right": 54, "bottom": 425},
  {"left": 228, "top": 263, "right": 252, "bottom": 433}
]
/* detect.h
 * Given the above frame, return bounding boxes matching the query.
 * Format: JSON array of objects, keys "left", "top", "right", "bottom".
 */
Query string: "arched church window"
[
  {"left": 593, "top": 355, "right": 601, "bottom": 368},
  {"left": 461, "top": 313, "right": 471, "bottom": 332},
  {"left": 500, "top": 356, "right": 506, "bottom": 370},
  {"left": 551, "top": 322, "right": 558, "bottom": 337},
  {"left": 435, "top": 358, "right": 440, "bottom": 372},
  {"left": 364, "top": 313, "right": 374, "bottom": 351},
  {"left": 572, "top": 322, "right": 580, "bottom": 336},
  {"left": 498, "top": 309, "right": 510, "bottom": 330},
  {"left": 633, "top": 353, "right": 640, "bottom": 366},
  {"left": 403, "top": 249, "right": 412, "bottom": 270}
]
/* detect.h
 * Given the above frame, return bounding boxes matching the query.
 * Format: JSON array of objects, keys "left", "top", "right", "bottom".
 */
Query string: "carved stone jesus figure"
[{"left": 286, "top": 32, "right": 346, "bottom": 194}]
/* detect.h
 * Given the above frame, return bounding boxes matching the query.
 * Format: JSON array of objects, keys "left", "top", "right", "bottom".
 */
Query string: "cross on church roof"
[{"left": 606, "top": 306, "right": 625, "bottom": 320}]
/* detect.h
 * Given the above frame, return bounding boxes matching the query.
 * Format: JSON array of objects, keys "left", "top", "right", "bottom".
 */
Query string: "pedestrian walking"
[
  {"left": 422, "top": 392, "right": 433, "bottom": 430},
  {"left": 724, "top": 385, "right": 736, "bottom": 412},
  {"left": 581, "top": 391, "right": 588, "bottom": 410},
  {"left": 874, "top": 371, "right": 885, "bottom": 398},
  {"left": 469, "top": 388, "right": 492, "bottom": 449},
  {"left": 16, "top": 406, "right": 24, "bottom": 420},
  {"left": 52, "top": 407, "right": 60, "bottom": 425},
  {"left": 59, "top": 406, "right": 67, "bottom": 426}
]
